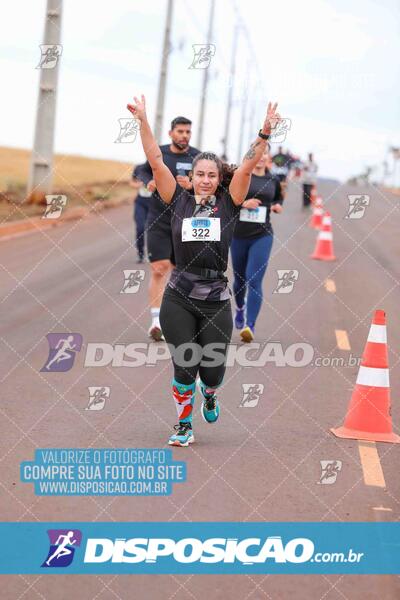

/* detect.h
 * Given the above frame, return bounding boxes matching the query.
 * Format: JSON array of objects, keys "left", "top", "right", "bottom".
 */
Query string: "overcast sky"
[{"left": 1, "top": 0, "right": 399, "bottom": 181}]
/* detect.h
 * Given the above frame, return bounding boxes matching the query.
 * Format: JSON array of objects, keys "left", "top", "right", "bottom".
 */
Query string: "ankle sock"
[
  {"left": 199, "top": 379, "right": 218, "bottom": 400},
  {"left": 151, "top": 307, "right": 160, "bottom": 327}
]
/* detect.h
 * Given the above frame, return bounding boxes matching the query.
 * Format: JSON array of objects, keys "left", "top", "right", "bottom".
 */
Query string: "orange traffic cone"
[
  {"left": 310, "top": 196, "right": 324, "bottom": 229},
  {"left": 310, "top": 186, "right": 317, "bottom": 205},
  {"left": 310, "top": 211, "right": 336, "bottom": 260},
  {"left": 331, "top": 310, "right": 400, "bottom": 443}
]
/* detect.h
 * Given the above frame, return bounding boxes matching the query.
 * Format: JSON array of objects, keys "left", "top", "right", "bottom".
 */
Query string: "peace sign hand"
[
  {"left": 127, "top": 95, "right": 147, "bottom": 122},
  {"left": 261, "top": 102, "right": 281, "bottom": 136}
]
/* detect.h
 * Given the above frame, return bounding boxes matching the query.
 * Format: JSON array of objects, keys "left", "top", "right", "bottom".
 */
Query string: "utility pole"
[
  {"left": 154, "top": 0, "right": 174, "bottom": 143},
  {"left": 236, "top": 61, "right": 251, "bottom": 164},
  {"left": 197, "top": 0, "right": 215, "bottom": 149},
  {"left": 27, "top": 0, "right": 63, "bottom": 203},
  {"left": 390, "top": 146, "right": 400, "bottom": 188},
  {"left": 221, "top": 23, "right": 239, "bottom": 160}
]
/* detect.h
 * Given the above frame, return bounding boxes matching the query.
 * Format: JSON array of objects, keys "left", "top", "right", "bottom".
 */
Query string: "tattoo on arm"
[{"left": 244, "top": 140, "right": 262, "bottom": 160}]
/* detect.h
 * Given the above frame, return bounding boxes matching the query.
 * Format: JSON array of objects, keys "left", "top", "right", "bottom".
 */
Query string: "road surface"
[{"left": 1, "top": 179, "right": 399, "bottom": 598}]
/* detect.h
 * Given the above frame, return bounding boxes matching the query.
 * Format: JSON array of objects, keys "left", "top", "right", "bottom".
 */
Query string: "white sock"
[{"left": 151, "top": 308, "right": 160, "bottom": 328}]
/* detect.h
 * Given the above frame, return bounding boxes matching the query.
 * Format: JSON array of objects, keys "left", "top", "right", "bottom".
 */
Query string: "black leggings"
[
  {"left": 303, "top": 183, "right": 313, "bottom": 206},
  {"left": 160, "top": 286, "right": 233, "bottom": 386}
]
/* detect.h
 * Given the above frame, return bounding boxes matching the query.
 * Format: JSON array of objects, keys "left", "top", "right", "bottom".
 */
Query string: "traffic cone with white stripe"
[
  {"left": 310, "top": 196, "right": 324, "bottom": 229},
  {"left": 331, "top": 310, "right": 400, "bottom": 443},
  {"left": 311, "top": 211, "right": 336, "bottom": 260},
  {"left": 310, "top": 186, "right": 317, "bottom": 205}
]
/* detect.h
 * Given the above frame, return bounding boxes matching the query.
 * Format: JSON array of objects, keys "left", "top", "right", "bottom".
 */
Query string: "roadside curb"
[{"left": 0, "top": 196, "right": 131, "bottom": 241}]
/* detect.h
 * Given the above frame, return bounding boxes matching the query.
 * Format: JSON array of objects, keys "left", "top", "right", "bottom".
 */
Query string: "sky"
[{"left": 0, "top": 0, "right": 399, "bottom": 182}]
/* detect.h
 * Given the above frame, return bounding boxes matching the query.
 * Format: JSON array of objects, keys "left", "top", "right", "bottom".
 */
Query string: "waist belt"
[{"left": 177, "top": 266, "right": 226, "bottom": 280}]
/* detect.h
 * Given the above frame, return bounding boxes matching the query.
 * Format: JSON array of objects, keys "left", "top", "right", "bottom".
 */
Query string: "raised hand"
[
  {"left": 127, "top": 95, "right": 147, "bottom": 122},
  {"left": 261, "top": 102, "right": 281, "bottom": 136}
]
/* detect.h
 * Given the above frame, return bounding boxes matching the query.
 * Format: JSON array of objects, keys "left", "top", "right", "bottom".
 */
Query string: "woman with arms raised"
[{"left": 127, "top": 96, "right": 280, "bottom": 447}]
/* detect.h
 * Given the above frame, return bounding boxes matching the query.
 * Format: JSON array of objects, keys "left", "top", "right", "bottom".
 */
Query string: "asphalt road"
[{"left": 1, "top": 179, "right": 399, "bottom": 599}]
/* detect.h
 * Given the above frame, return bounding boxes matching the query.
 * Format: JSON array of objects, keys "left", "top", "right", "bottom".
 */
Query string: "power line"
[
  {"left": 182, "top": 0, "right": 231, "bottom": 72},
  {"left": 231, "top": 0, "right": 266, "bottom": 99},
  {"left": 222, "top": 22, "right": 240, "bottom": 160},
  {"left": 237, "top": 60, "right": 251, "bottom": 163}
]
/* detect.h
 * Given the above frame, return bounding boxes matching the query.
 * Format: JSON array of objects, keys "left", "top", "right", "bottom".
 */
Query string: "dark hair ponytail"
[{"left": 192, "top": 152, "right": 237, "bottom": 193}]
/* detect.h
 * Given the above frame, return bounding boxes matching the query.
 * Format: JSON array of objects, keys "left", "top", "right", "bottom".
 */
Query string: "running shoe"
[
  {"left": 201, "top": 392, "right": 220, "bottom": 424},
  {"left": 168, "top": 422, "right": 194, "bottom": 447},
  {"left": 148, "top": 324, "right": 164, "bottom": 342},
  {"left": 240, "top": 325, "right": 254, "bottom": 343},
  {"left": 234, "top": 307, "right": 245, "bottom": 330}
]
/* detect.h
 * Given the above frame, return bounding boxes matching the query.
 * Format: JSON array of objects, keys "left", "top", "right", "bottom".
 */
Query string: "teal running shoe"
[
  {"left": 168, "top": 422, "right": 194, "bottom": 447},
  {"left": 201, "top": 392, "right": 220, "bottom": 424}
]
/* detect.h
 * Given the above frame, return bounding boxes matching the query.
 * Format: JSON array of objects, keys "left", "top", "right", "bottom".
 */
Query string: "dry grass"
[
  {"left": 385, "top": 187, "right": 400, "bottom": 197},
  {"left": 0, "top": 146, "right": 133, "bottom": 189},
  {"left": 0, "top": 146, "right": 135, "bottom": 223}
]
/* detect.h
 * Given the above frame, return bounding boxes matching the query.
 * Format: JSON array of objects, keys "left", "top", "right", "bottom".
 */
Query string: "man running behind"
[{"left": 137, "top": 117, "right": 201, "bottom": 341}]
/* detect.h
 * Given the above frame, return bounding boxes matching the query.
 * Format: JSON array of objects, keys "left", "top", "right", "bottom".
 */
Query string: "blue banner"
[{"left": 0, "top": 522, "right": 399, "bottom": 574}]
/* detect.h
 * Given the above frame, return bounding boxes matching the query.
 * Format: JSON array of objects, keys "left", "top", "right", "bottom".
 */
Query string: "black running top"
[{"left": 233, "top": 171, "right": 283, "bottom": 239}]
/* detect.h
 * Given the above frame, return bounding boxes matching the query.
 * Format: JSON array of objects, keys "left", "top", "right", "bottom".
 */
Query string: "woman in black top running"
[
  {"left": 127, "top": 95, "right": 280, "bottom": 447},
  {"left": 231, "top": 149, "right": 284, "bottom": 342}
]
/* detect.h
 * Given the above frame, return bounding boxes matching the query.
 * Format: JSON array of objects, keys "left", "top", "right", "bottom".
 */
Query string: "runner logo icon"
[
  {"left": 41, "top": 529, "right": 82, "bottom": 568},
  {"left": 120, "top": 270, "right": 145, "bottom": 294},
  {"left": 37, "top": 44, "right": 62, "bottom": 69},
  {"left": 86, "top": 386, "right": 110, "bottom": 411},
  {"left": 41, "top": 333, "right": 83, "bottom": 372},
  {"left": 345, "top": 195, "right": 370, "bottom": 219},
  {"left": 273, "top": 270, "right": 299, "bottom": 294},
  {"left": 317, "top": 460, "right": 342, "bottom": 485},
  {"left": 189, "top": 44, "right": 216, "bottom": 69},
  {"left": 42, "top": 195, "right": 67, "bottom": 219},
  {"left": 239, "top": 384, "right": 264, "bottom": 408}
]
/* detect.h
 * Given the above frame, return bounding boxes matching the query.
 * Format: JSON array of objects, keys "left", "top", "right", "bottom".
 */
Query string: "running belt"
[{"left": 176, "top": 265, "right": 226, "bottom": 279}]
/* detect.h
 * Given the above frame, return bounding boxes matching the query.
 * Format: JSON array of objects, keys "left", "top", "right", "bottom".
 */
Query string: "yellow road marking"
[
  {"left": 358, "top": 442, "right": 386, "bottom": 488},
  {"left": 325, "top": 278, "right": 336, "bottom": 293},
  {"left": 335, "top": 329, "right": 351, "bottom": 350}
]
